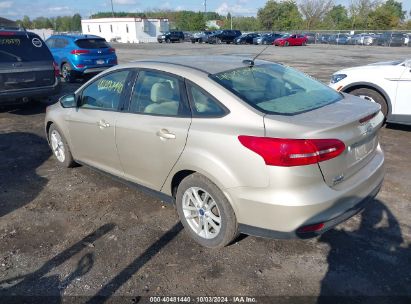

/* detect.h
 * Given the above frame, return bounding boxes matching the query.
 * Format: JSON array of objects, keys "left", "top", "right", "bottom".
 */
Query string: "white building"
[{"left": 81, "top": 17, "right": 169, "bottom": 43}]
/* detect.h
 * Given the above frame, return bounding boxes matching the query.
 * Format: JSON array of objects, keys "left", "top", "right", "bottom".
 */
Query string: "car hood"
[{"left": 333, "top": 61, "right": 405, "bottom": 75}]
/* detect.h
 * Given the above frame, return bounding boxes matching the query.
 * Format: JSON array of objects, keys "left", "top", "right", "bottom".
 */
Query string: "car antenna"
[{"left": 242, "top": 43, "right": 272, "bottom": 68}]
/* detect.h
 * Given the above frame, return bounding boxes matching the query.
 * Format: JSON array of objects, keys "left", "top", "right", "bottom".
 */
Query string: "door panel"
[
  {"left": 116, "top": 114, "right": 191, "bottom": 190},
  {"left": 395, "top": 66, "right": 411, "bottom": 115},
  {"left": 67, "top": 70, "right": 131, "bottom": 175},
  {"left": 68, "top": 109, "right": 123, "bottom": 175}
]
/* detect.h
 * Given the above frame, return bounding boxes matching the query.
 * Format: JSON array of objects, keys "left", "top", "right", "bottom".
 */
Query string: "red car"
[{"left": 273, "top": 34, "right": 308, "bottom": 46}]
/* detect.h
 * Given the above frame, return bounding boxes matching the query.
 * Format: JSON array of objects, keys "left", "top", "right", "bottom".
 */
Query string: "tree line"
[{"left": 15, "top": 0, "right": 411, "bottom": 32}]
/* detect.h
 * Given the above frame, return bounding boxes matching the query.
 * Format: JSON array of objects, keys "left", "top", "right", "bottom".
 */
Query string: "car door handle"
[
  {"left": 97, "top": 120, "right": 110, "bottom": 129},
  {"left": 156, "top": 129, "right": 176, "bottom": 140}
]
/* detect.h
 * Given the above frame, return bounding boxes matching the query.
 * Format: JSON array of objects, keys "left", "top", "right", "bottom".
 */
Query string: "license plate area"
[
  {"left": 349, "top": 135, "right": 377, "bottom": 163},
  {"left": 96, "top": 59, "right": 105, "bottom": 65}
]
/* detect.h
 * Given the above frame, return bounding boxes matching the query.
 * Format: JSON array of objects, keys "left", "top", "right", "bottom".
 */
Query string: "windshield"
[
  {"left": 210, "top": 64, "right": 343, "bottom": 115},
  {"left": 0, "top": 33, "right": 52, "bottom": 62},
  {"left": 75, "top": 38, "right": 109, "bottom": 49}
]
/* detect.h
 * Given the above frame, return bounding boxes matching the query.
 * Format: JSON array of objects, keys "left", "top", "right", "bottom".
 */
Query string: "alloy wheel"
[{"left": 182, "top": 187, "right": 221, "bottom": 239}]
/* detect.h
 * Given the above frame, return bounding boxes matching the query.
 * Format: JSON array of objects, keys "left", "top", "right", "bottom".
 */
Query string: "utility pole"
[
  {"left": 204, "top": 0, "right": 207, "bottom": 20},
  {"left": 230, "top": 13, "right": 233, "bottom": 30},
  {"left": 110, "top": 0, "right": 115, "bottom": 18}
]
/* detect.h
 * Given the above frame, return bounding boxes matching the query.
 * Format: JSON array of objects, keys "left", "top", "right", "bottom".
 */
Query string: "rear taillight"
[
  {"left": 52, "top": 61, "right": 59, "bottom": 77},
  {"left": 109, "top": 48, "right": 116, "bottom": 53},
  {"left": 238, "top": 136, "right": 345, "bottom": 167},
  {"left": 70, "top": 49, "right": 90, "bottom": 55},
  {"left": 0, "top": 31, "right": 16, "bottom": 36}
]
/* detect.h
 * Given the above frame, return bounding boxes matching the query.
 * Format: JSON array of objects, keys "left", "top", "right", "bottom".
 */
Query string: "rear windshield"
[
  {"left": 211, "top": 64, "right": 343, "bottom": 115},
  {"left": 75, "top": 38, "right": 109, "bottom": 49},
  {"left": 0, "top": 33, "right": 52, "bottom": 62}
]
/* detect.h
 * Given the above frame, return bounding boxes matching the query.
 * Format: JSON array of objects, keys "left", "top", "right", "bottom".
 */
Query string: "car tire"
[
  {"left": 349, "top": 88, "right": 388, "bottom": 117},
  {"left": 166, "top": 38, "right": 171, "bottom": 43},
  {"left": 179, "top": 38, "right": 183, "bottom": 43},
  {"left": 48, "top": 124, "right": 76, "bottom": 168},
  {"left": 263, "top": 41, "right": 268, "bottom": 45},
  {"left": 216, "top": 38, "right": 222, "bottom": 44},
  {"left": 176, "top": 173, "right": 239, "bottom": 248},
  {"left": 61, "top": 63, "right": 75, "bottom": 83},
  {"left": 285, "top": 41, "right": 289, "bottom": 47},
  {"left": 303, "top": 41, "right": 307, "bottom": 46}
]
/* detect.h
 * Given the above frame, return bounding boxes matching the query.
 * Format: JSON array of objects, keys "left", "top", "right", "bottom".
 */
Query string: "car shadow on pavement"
[
  {"left": 0, "top": 132, "right": 51, "bottom": 218},
  {"left": 0, "top": 223, "right": 115, "bottom": 302},
  {"left": 317, "top": 199, "right": 411, "bottom": 303},
  {"left": 86, "top": 222, "right": 183, "bottom": 304}
]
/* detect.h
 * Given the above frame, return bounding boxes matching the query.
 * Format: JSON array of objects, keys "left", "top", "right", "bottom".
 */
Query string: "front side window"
[
  {"left": 211, "top": 64, "right": 342, "bottom": 115},
  {"left": 129, "top": 70, "right": 185, "bottom": 116},
  {"left": 80, "top": 70, "right": 129, "bottom": 110}
]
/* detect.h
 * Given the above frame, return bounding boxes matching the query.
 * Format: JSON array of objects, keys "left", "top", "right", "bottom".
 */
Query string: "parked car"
[
  {"left": 253, "top": 33, "right": 282, "bottom": 45},
  {"left": 330, "top": 59, "right": 411, "bottom": 125},
  {"left": 234, "top": 33, "right": 259, "bottom": 44},
  {"left": 157, "top": 31, "right": 185, "bottom": 43},
  {"left": 45, "top": 34, "right": 117, "bottom": 83},
  {"left": 303, "top": 32, "right": 317, "bottom": 44},
  {"left": 329, "top": 34, "right": 349, "bottom": 45},
  {"left": 273, "top": 34, "right": 307, "bottom": 46},
  {"left": 183, "top": 32, "right": 193, "bottom": 42},
  {"left": 45, "top": 55, "right": 384, "bottom": 248},
  {"left": 191, "top": 31, "right": 215, "bottom": 43},
  {"left": 319, "top": 34, "right": 331, "bottom": 44},
  {"left": 375, "top": 32, "right": 405, "bottom": 46},
  {"left": 0, "top": 28, "right": 60, "bottom": 106},
  {"left": 208, "top": 30, "right": 241, "bottom": 44},
  {"left": 404, "top": 34, "right": 410, "bottom": 46}
]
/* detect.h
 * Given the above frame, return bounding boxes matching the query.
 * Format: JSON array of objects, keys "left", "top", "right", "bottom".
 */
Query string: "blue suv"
[{"left": 45, "top": 34, "right": 117, "bottom": 82}]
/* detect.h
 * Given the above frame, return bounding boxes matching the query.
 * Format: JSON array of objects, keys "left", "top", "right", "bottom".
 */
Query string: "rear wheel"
[
  {"left": 61, "top": 63, "right": 75, "bottom": 83},
  {"left": 285, "top": 41, "right": 290, "bottom": 47},
  {"left": 176, "top": 173, "right": 239, "bottom": 248},
  {"left": 48, "top": 124, "right": 76, "bottom": 168},
  {"left": 166, "top": 38, "right": 171, "bottom": 43},
  {"left": 349, "top": 88, "right": 388, "bottom": 117}
]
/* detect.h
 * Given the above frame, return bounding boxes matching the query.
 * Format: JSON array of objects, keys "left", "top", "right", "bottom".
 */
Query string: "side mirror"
[{"left": 59, "top": 94, "right": 77, "bottom": 108}]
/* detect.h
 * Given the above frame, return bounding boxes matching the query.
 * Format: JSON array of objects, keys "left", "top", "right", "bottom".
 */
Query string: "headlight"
[{"left": 330, "top": 74, "right": 347, "bottom": 84}]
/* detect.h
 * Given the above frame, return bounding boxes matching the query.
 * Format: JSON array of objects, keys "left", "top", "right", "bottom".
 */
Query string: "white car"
[{"left": 329, "top": 59, "right": 411, "bottom": 125}]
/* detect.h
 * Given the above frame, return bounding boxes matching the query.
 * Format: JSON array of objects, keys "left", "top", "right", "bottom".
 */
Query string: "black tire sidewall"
[
  {"left": 176, "top": 173, "right": 238, "bottom": 248},
  {"left": 62, "top": 63, "right": 75, "bottom": 83},
  {"left": 350, "top": 88, "right": 388, "bottom": 117}
]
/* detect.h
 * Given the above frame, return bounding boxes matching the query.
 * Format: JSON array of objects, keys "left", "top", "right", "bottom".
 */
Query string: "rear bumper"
[
  {"left": 226, "top": 145, "right": 385, "bottom": 239},
  {"left": 73, "top": 65, "right": 115, "bottom": 75},
  {"left": 0, "top": 78, "right": 61, "bottom": 104}
]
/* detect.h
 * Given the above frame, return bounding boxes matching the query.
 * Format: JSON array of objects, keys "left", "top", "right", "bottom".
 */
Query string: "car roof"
[
  {"left": 133, "top": 55, "right": 276, "bottom": 75},
  {"left": 49, "top": 34, "right": 103, "bottom": 40}
]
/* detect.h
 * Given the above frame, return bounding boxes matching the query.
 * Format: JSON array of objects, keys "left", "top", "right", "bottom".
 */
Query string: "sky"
[{"left": 1, "top": 0, "right": 410, "bottom": 20}]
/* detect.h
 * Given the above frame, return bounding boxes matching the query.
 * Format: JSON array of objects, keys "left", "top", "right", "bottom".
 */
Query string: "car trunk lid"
[{"left": 263, "top": 94, "right": 383, "bottom": 188}]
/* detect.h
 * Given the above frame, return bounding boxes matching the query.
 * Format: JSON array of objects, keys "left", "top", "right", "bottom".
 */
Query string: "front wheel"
[
  {"left": 349, "top": 88, "right": 388, "bottom": 117},
  {"left": 176, "top": 173, "right": 239, "bottom": 248},
  {"left": 49, "top": 124, "right": 77, "bottom": 167},
  {"left": 285, "top": 41, "right": 289, "bottom": 47}
]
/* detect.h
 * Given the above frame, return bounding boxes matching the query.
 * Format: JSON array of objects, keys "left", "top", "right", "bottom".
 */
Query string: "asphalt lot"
[{"left": 0, "top": 43, "right": 410, "bottom": 302}]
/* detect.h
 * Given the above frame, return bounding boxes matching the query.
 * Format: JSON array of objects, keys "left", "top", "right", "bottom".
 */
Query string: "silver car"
[{"left": 45, "top": 56, "right": 385, "bottom": 248}]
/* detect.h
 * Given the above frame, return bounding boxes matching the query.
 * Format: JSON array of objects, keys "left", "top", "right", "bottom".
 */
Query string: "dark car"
[
  {"left": 191, "top": 31, "right": 215, "bottom": 43},
  {"left": 45, "top": 34, "right": 117, "bottom": 83},
  {"left": 303, "top": 32, "right": 317, "bottom": 44},
  {"left": 329, "top": 34, "right": 349, "bottom": 45},
  {"left": 376, "top": 32, "right": 405, "bottom": 46},
  {"left": 253, "top": 33, "right": 283, "bottom": 45},
  {"left": 157, "top": 31, "right": 185, "bottom": 43},
  {"left": 318, "top": 34, "right": 331, "bottom": 44},
  {"left": 208, "top": 30, "right": 241, "bottom": 44},
  {"left": 234, "top": 33, "right": 259, "bottom": 44},
  {"left": 0, "top": 29, "right": 60, "bottom": 106}
]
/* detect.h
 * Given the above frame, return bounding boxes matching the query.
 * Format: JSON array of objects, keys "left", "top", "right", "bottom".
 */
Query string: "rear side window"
[
  {"left": 129, "top": 70, "right": 187, "bottom": 116},
  {"left": 0, "top": 33, "right": 52, "bottom": 62},
  {"left": 187, "top": 82, "right": 226, "bottom": 117},
  {"left": 211, "top": 64, "right": 342, "bottom": 115},
  {"left": 75, "top": 38, "right": 109, "bottom": 49}
]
